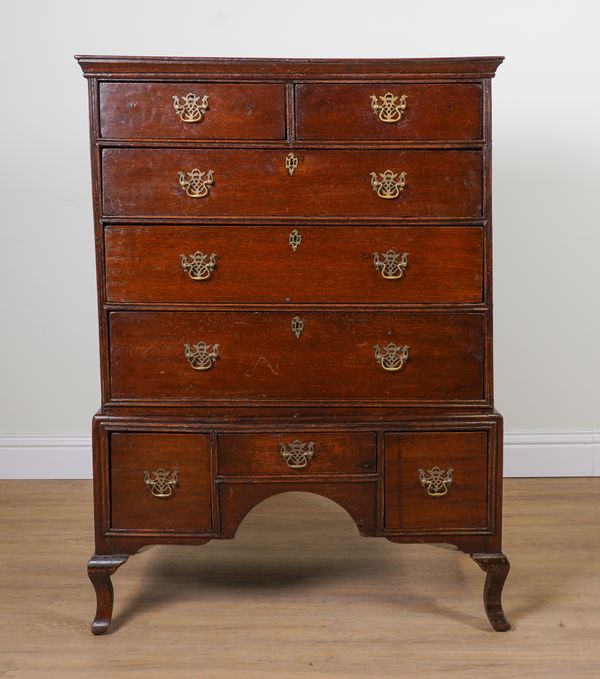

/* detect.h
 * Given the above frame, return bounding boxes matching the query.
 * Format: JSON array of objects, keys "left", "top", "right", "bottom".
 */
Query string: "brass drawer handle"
[
  {"left": 418, "top": 467, "right": 454, "bottom": 497},
  {"left": 181, "top": 251, "right": 217, "bottom": 280},
  {"left": 178, "top": 169, "right": 214, "bottom": 198},
  {"left": 370, "top": 170, "right": 406, "bottom": 200},
  {"left": 374, "top": 343, "right": 409, "bottom": 372},
  {"left": 373, "top": 250, "right": 409, "bottom": 279},
  {"left": 280, "top": 440, "right": 315, "bottom": 469},
  {"left": 144, "top": 468, "right": 179, "bottom": 498},
  {"left": 172, "top": 92, "right": 209, "bottom": 123},
  {"left": 370, "top": 92, "right": 407, "bottom": 123},
  {"left": 184, "top": 342, "right": 220, "bottom": 370}
]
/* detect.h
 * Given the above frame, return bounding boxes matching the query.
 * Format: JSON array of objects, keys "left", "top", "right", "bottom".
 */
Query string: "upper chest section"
[{"left": 78, "top": 56, "right": 503, "bottom": 145}]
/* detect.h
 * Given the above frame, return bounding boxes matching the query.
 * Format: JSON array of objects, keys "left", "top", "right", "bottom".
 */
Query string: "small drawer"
[
  {"left": 218, "top": 432, "right": 376, "bottom": 476},
  {"left": 104, "top": 225, "right": 484, "bottom": 305},
  {"left": 110, "top": 432, "right": 212, "bottom": 531},
  {"left": 296, "top": 83, "right": 482, "bottom": 141},
  {"left": 99, "top": 82, "right": 286, "bottom": 140},
  {"left": 384, "top": 431, "right": 489, "bottom": 531}
]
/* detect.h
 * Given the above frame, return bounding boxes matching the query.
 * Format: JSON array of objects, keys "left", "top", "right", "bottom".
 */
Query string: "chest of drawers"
[{"left": 77, "top": 55, "right": 509, "bottom": 634}]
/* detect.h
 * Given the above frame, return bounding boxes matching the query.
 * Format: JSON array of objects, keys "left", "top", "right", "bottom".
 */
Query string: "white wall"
[{"left": 0, "top": 1, "right": 598, "bottom": 473}]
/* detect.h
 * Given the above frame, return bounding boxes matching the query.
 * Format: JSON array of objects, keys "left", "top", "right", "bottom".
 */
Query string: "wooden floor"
[{"left": 1, "top": 479, "right": 599, "bottom": 677}]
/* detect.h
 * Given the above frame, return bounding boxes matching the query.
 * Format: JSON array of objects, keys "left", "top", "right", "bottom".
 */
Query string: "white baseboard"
[
  {"left": 504, "top": 430, "right": 600, "bottom": 477},
  {"left": 0, "top": 434, "right": 93, "bottom": 479},
  {"left": 0, "top": 430, "right": 599, "bottom": 479}
]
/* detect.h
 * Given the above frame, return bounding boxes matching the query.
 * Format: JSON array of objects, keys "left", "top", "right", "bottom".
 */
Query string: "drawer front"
[
  {"left": 110, "top": 432, "right": 212, "bottom": 531},
  {"left": 384, "top": 431, "right": 489, "bottom": 531},
  {"left": 296, "top": 83, "right": 482, "bottom": 141},
  {"left": 108, "top": 311, "right": 485, "bottom": 404},
  {"left": 105, "top": 225, "right": 484, "bottom": 305},
  {"left": 218, "top": 432, "right": 376, "bottom": 476},
  {"left": 99, "top": 82, "right": 286, "bottom": 140},
  {"left": 101, "top": 148, "right": 482, "bottom": 219}
]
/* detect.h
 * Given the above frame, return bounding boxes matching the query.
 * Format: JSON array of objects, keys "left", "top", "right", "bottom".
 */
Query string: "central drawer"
[
  {"left": 108, "top": 311, "right": 485, "bottom": 404},
  {"left": 218, "top": 431, "right": 376, "bottom": 476},
  {"left": 105, "top": 225, "right": 484, "bottom": 304},
  {"left": 101, "top": 148, "right": 483, "bottom": 219}
]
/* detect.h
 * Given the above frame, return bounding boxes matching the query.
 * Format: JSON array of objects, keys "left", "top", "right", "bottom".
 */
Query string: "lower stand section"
[
  {"left": 470, "top": 552, "right": 511, "bottom": 631},
  {"left": 87, "top": 554, "right": 129, "bottom": 635}
]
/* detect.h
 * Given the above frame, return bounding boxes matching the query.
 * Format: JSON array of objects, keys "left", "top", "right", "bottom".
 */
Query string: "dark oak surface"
[
  {"left": 218, "top": 431, "right": 377, "bottom": 477},
  {"left": 383, "top": 431, "right": 489, "bottom": 531},
  {"left": 78, "top": 55, "right": 508, "bottom": 634},
  {"left": 108, "top": 310, "right": 486, "bottom": 404},
  {"left": 105, "top": 225, "right": 484, "bottom": 305},
  {"left": 296, "top": 83, "right": 482, "bottom": 141},
  {"left": 110, "top": 433, "right": 213, "bottom": 531},
  {"left": 101, "top": 148, "right": 483, "bottom": 219},
  {"left": 100, "top": 82, "right": 286, "bottom": 140}
]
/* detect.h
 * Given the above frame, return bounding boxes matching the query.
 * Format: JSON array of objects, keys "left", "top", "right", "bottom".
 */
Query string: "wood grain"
[
  {"left": 384, "top": 431, "right": 489, "bottom": 531},
  {"left": 218, "top": 431, "right": 377, "bottom": 477},
  {"left": 108, "top": 310, "right": 486, "bottom": 404},
  {"left": 296, "top": 83, "right": 482, "bottom": 141},
  {"left": 110, "top": 433, "right": 213, "bottom": 531},
  {"left": 100, "top": 82, "right": 286, "bottom": 140},
  {"left": 104, "top": 225, "right": 485, "bottom": 305},
  {"left": 101, "top": 148, "right": 483, "bottom": 219}
]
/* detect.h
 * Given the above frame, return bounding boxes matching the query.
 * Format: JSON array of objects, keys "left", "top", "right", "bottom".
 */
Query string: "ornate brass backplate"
[
  {"left": 178, "top": 169, "right": 215, "bottom": 198},
  {"left": 370, "top": 92, "right": 407, "bottom": 123},
  {"left": 172, "top": 93, "right": 209, "bottom": 123},
  {"left": 373, "top": 250, "right": 409, "bottom": 279},
  {"left": 285, "top": 152, "right": 299, "bottom": 176},
  {"left": 280, "top": 440, "right": 315, "bottom": 469},
  {"left": 418, "top": 467, "right": 454, "bottom": 497},
  {"left": 184, "top": 342, "right": 220, "bottom": 370},
  {"left": 180, "top": 251, "right": 217, "bottom": 280},
  {"left": 143, "top": 468, "right": 179, "bottom": 498},
  {"left": 289, "top": 229, "right": 302, "bottom": 252},
  {"left": 374, "top": 343, "right": 410, "bottom": 372},
  {"left": 370, "top": 170, "right": 407, "bottom": 200}
]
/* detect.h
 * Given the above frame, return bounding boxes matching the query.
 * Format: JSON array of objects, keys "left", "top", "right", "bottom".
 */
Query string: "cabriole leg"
[
  {"left": 87, "top": 554, "right": 129, "bottom": 635},
  {"left": 470, "top": 552, "right": 511, "bottom": 631}
]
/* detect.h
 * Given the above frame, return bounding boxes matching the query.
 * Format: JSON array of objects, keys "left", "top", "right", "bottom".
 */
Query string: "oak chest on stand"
[{"left": 76, "top": 55, "right": 509, "bottom": 634}]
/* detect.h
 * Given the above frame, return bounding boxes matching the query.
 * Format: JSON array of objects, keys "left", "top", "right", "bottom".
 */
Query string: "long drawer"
[
  {"left": 99, "top": 82, "right": 287, "bottom": 140},
  {"left": 105, "top": 225, "right": 484, "bottom": 304},
  {"left": 296, "top": 83, "right": 482, "bottom": 141},
  {"left": 101, "top": 149, "right": 483, "bottom": 219},
  {"left": 108, "top": 311, "right": 485, "bottom": 403}
]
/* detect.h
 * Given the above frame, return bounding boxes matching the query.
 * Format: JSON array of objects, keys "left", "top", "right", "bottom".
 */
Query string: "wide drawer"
[
  {"left": 105, "top": 225, "right": 484, "bottom": 304},
  {"left": 108, "top": 311, "right": 485, "bottom": 404},
  {"left": 99, "top": 82, "right": 286, "bottom": 140},
  {"left": 110, "top": 432, "right": 213, "bottom": 531},
  {"left": 296, "top": 83, "right": 482, "bottom": 141},
  {"left": 101, "top": 149, "right": 483, "bottom": 219},
  {"left": 384, "top": 431, "right": 489, "bottom": 531},
  {"left": 218, "top": 432, "right": 376, "bottom": 476}
]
